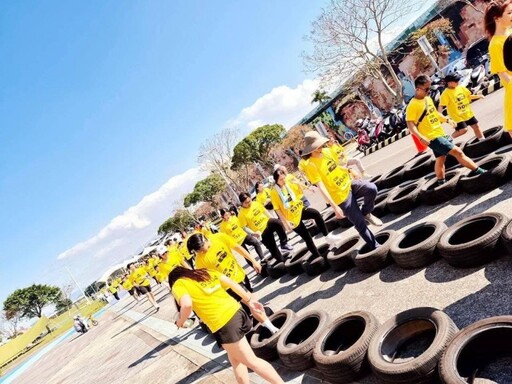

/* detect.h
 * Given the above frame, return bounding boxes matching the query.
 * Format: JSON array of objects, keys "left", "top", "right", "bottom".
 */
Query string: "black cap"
[{"left": 444, "top": 73, "right": 461, "bottom": 83}]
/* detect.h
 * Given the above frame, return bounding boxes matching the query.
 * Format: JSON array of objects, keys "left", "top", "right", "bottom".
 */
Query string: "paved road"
[{"left": 11, "top": 89, "right": 512, "bottom": 384}]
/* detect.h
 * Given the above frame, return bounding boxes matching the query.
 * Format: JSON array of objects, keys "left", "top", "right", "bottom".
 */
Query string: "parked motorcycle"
[
  {"left": 356, "top": 117, "right": 381, "bottom": 152},
  {"left": 388, "top": 107, "right": 407, "bottom": 135}
]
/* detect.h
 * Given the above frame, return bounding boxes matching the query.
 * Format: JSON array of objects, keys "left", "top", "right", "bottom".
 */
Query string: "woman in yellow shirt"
[
  {"left": 121, "top": 273, "right": 139, "bottom": 303},
  {"left": 171, "top": 267, "right": 283, "bottom": 384},
  {"left": 271, "top": 168, "right": 342, "bottom": 258},
  {"left": 302, "top": 131, "right": 382, "bottom": 250},
  {"left": 238, "top": 192, "right": 293, "bottom": 262},
  {"left": 255, "top": 182, "right": 273, "bottom": 210},
  {"left": 128, "top": 262, "right": 160, "bottom": 310},
  {"left": 218, "top": 208, "right": 265, "bottom": 261},
  {"left": 485, "top": 0, "right": 512, "bottom": 137}
]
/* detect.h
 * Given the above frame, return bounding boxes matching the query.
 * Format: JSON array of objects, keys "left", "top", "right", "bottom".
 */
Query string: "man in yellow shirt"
[
  {"left": 128, "top": 262, "right": 160, "bottom": 310},
  {"left": 438, "top": 73, "right": 484, "bottom": 139},
  {"left": 406, "top": 75, "right": 485, "bottom": 186},
  {"left": 121, "top": 273, "right": 139, "bottom": 303},
  {"left": 302, "top": 131, "right": 382, "bottom": 250},
  {"left": 108, "top": 278, "right": 121, "bottom": 300}
]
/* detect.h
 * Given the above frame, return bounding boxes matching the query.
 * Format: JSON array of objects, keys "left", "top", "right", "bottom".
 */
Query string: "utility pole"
[{"left": 65, "top": 266, "right": 91, "bottom": 304}]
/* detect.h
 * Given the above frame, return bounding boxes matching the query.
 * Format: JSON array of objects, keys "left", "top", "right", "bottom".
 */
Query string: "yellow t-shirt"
[
  {"left": 238, "top": 201, "right": 269, "bottom": 232},
  {"left": 256, "top": 188, "right": 272, "bottom": 206},
  {"left": 303, "top": 147, "right": 351, "bottom": 205},
  {"left": 439, "top": 86, "right": 474, "bottom": 123},
  {"left": 121, "top": 278, "right": 134, "bottom": 291},
  {"left": 406, "top": 97, "right": 446, "bottom": 140},
  {"left": 490, "top": 35, "right": 512, "bottom": 83},
  {"left": 270, "top": 184, "right": 304, "bottom": 228},
  {"left": 219, "top": 215, "right": 247, "bottom": 245},
  {"left": 298, "top": 159, "right": 308, "bottom": 174},
  {"left": 285, "top": 173, "right": 304, "bottom": 199},
  {"left": 179, "top": 237, "right": 193, "bottom": 260},
  {"left": 108, "top": 284, "right": 118, "bottom": 293},
  {"left": 145, "top": 263, "right": 157, "bottom": 277},
  {"left": 195, "top": 233, "right": 245, "bottom": 283},
  {"left": 130, "top": 266, "right": 150, "bottom": 287},
  {"left": 157, "top": 250, "right": 185, "bottom": 277},
  {"left": 201, "top": 225, "right": 214, "bottom": 239},
  {"left": 172, "top": 270, "right": 240, "bottom": 333},
  {"left": 330, "top": 143, "right": 348, "bottom": 164}
]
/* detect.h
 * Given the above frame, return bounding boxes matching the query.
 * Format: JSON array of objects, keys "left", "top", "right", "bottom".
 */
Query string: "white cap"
[{"left": 157, "top": 245, "right": 168, "bottom": 255}]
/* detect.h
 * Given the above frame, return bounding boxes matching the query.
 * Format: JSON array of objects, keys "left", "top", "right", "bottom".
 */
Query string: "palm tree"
[{"left": 311, "top": 89, "right": 331, "bottom": 104}]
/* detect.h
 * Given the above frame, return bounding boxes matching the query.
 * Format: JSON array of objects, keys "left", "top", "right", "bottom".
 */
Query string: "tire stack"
[
  {"left": 353, "top": 230, "right": 397, "bottom": 273},
  {"left": 250, "top": 309, "right": 296, "bottom": 360}
]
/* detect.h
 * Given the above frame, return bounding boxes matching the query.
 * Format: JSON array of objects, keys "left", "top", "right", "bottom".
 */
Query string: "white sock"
[{"left": 262, "top": 319, "right": 279, "bottom": 334}]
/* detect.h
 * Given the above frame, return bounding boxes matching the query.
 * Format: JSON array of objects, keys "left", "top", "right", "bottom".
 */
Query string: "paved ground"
[{"left": 10, "top": 89, "right": 512, "bottom": 383}]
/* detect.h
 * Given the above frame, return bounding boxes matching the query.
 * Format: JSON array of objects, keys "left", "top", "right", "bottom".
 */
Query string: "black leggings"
[
  {"left": 293, "top": 207, "right": 328, "bottom": 258},
  {"left": 261, "top": 218, "right": 289, "bottom": 262},
  {"left": 241, "top": 234, "right": 264, "bottom": 260}
]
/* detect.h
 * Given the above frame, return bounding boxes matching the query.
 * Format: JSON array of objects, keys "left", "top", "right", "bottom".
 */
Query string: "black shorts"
[
  {"left": 213, "top": 308, "right": 252, "bottom": 346},
  {"left": 137, "top": 284, "right": 152, "bottom": 294},
  {"left": 455, "top": 116, "right": 478, "bottom": 130},
  {"left": 128, "top": 288, "right": 136, "bottom": 296}
]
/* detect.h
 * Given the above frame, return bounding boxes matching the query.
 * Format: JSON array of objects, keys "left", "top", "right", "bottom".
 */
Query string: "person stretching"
[{"left": 127, "top": 262, "right": 160, "bottom": 311}]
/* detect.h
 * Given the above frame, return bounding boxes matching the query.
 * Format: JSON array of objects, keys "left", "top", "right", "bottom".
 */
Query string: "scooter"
[
  {"left": 356, "top": 125, "right": 379, "bottom": 152},
  {"left": 388, "top": 107, "right": 407, "bottom": 135},
  {"left": 356, "top": 117, "right": 386, "bottom": 142}
]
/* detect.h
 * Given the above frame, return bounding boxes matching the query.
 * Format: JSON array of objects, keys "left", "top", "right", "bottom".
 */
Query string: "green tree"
[
  {"left": 311, "top": 89, "right": 331, "bottom": 104},
  {"left": 3, "top": 284, "right": 62, "bottom": 319},
  {"left": 231, "top": 124, "right": 286, "bottom": 169},
  {"left": 55, "top": 298, "right": 73, "bottom": 312},
  {"left": 158, "top": 209, "right": 196, "bottom": 234},
  {"left": 184, "top": 173, "right": 226, "bottom": 207},
  {"left": 84, "top": 281, "right": 106, "bottom": 298}
]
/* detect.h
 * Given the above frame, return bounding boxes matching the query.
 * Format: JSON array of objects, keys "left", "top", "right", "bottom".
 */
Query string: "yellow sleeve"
[
  {"left": 270, "top": 188, "right": 282, "bottom": 211},
  {"left": 490, "top": 38, "right": 506, "bottom": 74},
  {"left": 304, "top": 161, "right": 321, "bottom": 185},
  {"left": 256, "top": 193, "right": 265, "bottom": 205},
  {"left": 405, "top": 101, "right": 420, "bottom": 123},
  {"left": 171, "top": 280, "right": 188, "bottom": 303},
  {"left": 462, "top": 86, "right": 471, "bottom": 97},
  {"left": 218, "top": 232, "right": 238, "bottom": 249},
  {"left": 439, "top": 90, "right": 449, "bottom": 107}
]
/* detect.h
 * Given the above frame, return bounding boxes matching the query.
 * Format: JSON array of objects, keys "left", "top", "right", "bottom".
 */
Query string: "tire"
[
  {"left": 302, "top": 243, "right": 330, "bottom": 276},
  {"left": 372, "top": 188, "right": 392, "bottom": 218},
  {"left": 386, "top": 179, "right": 425, "bottom": 214},
  {"left": 369, "top": 174, "right": 384, "bottom": 189},
  {"left": 379, "top": 165, "right": 406, "bottom": 190},
  {"left": 313, "top": 311, "right": 380, "bottom": 383},
  {"left": 492, "top": 143, "right": 512, "bottom": 179},
  {"left": 390, "top": 221, "right": 447, "bottom": 269},
  {"left": 437, "top": 212, "right": 509, "bottom": 268},
  {"left": 462, "top": 125, "right": 503, "bottom": 158},
  {"left": 403, "top": 153, "right": 434, "bottom": 181},
  {"left": 92, "top": 320, "right": 98, "bottom": 326},
  {"left": 326, "top": 235, "right": 360, "bottom": 271},
  {"left": 459, "top": 154, "right": 509, "bottom": 194},
  {"left": 501, "top": 217, "right": 512, "bottom": 255},
  {"left": 419, "top": 169, "right": 463, "bottom": 205},
  {"left": 305, "top": 220, "right": 321, "bottom": 237},
  {"left": 367, "top": 307, "right": 458, "bottom": 384},
  {"left": 439, "top": 316, "right": 512, "bottom": 384},
  {"left": 284, "top": 247, "right": 309, "bottom": 276},
  {"left": 277, "top": 309, "right": 330, "bottom": 371},
  {"left": 250, "top": 309, "right": 296, "bottom": 361},
  {"left": 353, "top": 230, "right": 397, "bottom": 273},
  {"left": 323, "top": 211, "right": 341, "bottom": 232},
  {"left": 266, "top": 260, "right": 287, "bottom": 279}
]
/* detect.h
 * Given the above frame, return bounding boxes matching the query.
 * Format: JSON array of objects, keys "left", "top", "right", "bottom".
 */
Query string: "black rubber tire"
[
  {"left": 302, "top": 243, "right": 330, "bottom": 276},
  {"left": 459, "top": 154, "right": 509, "bottom": 194},
  {"left": 369, "top": 174, "right": 384, "bottom": 189},
  {"left": 372, "top": 188, "right": 392, "bottom": 218},
  {"left": 492, "top": 143, "right": 512, "bottom": 179},
  {"left": 437, "top": 212, "right": 509, "bottom": 268},
  {"left": 323, "top": 211, "right": 341, "bottom": 232},
  {"left": 367, "top": 307, "right": 458, "bottom": 384},
  {"left": 439, "top": 316, "right": 512, "bottom": 384},
  {"left": 419, "top": 169, "right": 463, "bottom": 205},
  {"left": 462, "top": 125, "right": 504, "bottom": 159},
  {"left": 277, "top": 309, "right": 331, "bottom": 371},
  {"left": 250, "top": 309, "right": 296, "bottom": 361},
  {"left": 390, "top": 221, "right": 447, "bottom": 269},
  {"left": 313, "top": 311, "right": 380, "bottom": 383},
  {"left": 403, "top": 152, "right": 435, "bottom": 181},
  {"left": 266, "top": 260, "right": 287, "bottom": 279},
  {"left": 326, "top": 235, "right": 360, "bottom": 271},
  {"left": 353, "top": 230, "right": 397, "bottom": 273},
  {"left": 379, "top": 165, "right": 406, "bottom": 189},
  {"left": 284, "top": 247, "right": 308, "bottom": 276},
  {"left": 501, "top": 217, "right": 512, "bottom": 255},
  {"left": 386, "top": 179, "right": 425, "bottom": 214},
  {"left": 305, "top": 220, "right": 321, "bottom": 237}
]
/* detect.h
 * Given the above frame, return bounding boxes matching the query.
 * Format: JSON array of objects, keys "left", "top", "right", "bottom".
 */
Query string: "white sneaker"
[
  {"left": 365, "top": 213, "right": 383, "bottom": 226},
  {"left": 362, "top": 173, "right": 373, "bottom": 179},
  {"left": 325, "top": 232, "right": 344, "bottom": 245}
]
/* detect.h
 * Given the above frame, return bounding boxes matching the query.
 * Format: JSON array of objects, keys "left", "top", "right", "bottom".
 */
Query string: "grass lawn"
[{"left": 0, "top": 300, "right": 106, "bottom": 376}]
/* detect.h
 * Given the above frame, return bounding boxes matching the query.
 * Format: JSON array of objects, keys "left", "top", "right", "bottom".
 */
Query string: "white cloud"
[
  {"left": 57, "top": 167, "right": 205, "bottom": 261},
  {"left": 227, "top": 78, "right": 321, "bottom": 132}
]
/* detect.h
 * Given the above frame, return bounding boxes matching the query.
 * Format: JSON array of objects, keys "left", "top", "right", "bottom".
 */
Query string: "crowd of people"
[{"left": 100, "top": 5, "right": 512, "bottom": 382}]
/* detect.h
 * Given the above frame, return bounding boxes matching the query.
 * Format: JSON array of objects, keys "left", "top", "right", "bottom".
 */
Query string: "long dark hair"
[
  {"left": 187, "top": 233, "right": 206, "bottom": 254},
  {"left": 273, "top": 169, "right": 284, "bottom": 184},
  {"left": 239, "top": 192, "right": 251, "bottom": 203},
  {"left": 168, "top": 267, "right": 211, "bottom": 289},
  {"left": 485, "top": 0, "right": 512, "bottom": 37}
]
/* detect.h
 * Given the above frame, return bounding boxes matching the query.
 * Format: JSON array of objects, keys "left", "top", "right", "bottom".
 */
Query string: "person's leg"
[
  {"left": 113, "top": 292, "right": 119, "bottom": 300},
  {"left": 226, "top": 352, "right": 250, "bottom": 384},
  {"left": 347, "top": 158, "right": 366, "bottom": 175},
  {"left": 301, "top": 207, "right": 328, "bottom": 236},
  {"left": 267, "top": 218, "right": 289, "bottom": 248},
  {"left": 349, "top": 179, "right": 378, "bottom": 216},
  {"left": 339, "top": 191, "right": 379, "bottom": 249},
  {"left": 470, "top": 123, "right": 484, "bottom": 139},
  {"left": 449, "top": 147, "right": 478, "bottom": 171},
  {"left": 261, "top": 227, "right": 283, "bottom": 262},
  {"left": 223, "top": 338, "right": 284, "bottom": 384},
  {"left": 294, "top": 221, "right": 321, "bottom": 257},
  {"left": 451, "top": 127, "right": 467, "bottom": 138},
  {"left": 242, "top": 235, "right": 265, "bottom": 261},
  {"left": 145, "top": 290, "right": 159, "bottom": 308}
]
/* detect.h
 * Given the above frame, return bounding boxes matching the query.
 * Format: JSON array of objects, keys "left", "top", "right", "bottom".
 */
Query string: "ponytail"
[{"left": 168, "top": 267, "right": 211, "bottom": 289}]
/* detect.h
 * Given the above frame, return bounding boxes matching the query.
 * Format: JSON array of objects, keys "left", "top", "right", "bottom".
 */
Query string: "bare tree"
[
  {"left": 1, "top": 309, "right": 22, "bottom": 339},
  {"left": 303, "top": 0, "right": 419, "bottom": 103}
]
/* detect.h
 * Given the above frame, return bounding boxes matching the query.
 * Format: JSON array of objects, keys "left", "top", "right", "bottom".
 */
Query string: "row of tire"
[
  {"left": 263, "top": 211, "right": 512, "bottom": 279},
  {"left": 250, "top": 305, "right": 512, "bottom": 383}
]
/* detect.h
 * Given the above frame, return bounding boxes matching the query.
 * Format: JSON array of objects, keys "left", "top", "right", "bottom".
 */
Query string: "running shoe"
[
  {"left": 365, "top": 213, "right": 383, "bottom": 226},
  {"left": 280, "top": 243, "right": 293, "bottom": 251}
]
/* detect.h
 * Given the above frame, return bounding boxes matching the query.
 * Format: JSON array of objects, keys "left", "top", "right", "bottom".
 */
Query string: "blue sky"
[{"left": 0, "top": 1, "right": 435, "bottom": 308}]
